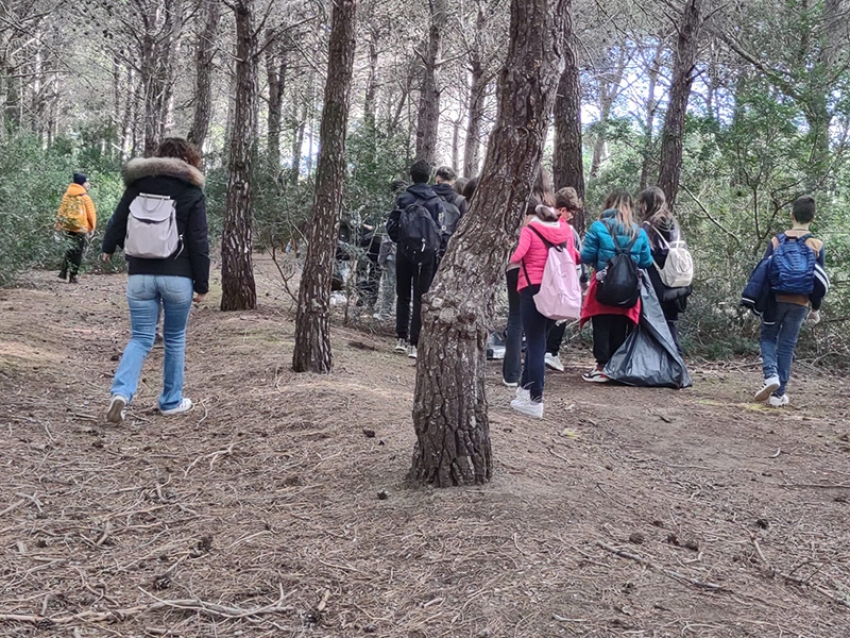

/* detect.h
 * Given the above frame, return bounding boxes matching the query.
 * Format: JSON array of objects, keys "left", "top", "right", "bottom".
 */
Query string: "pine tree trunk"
[
  {"left": 415, "top": 0, "right": 445, "bottom": 164},
  {"left": 552, "top": 0, "right": 585, "bottom": 232},
  {"left": 292, "top": 0, "right": 358, "bottom": 373},
  {"left": 657, "top": 0, "right": 702, "bottom": 211},
  {"left": 266, "top": 34, "right": 287, "bottom": 174},
  {"left": 409, "top": 0, "right": 567, "bottom": 488},
  {"left": 290, "top": 99, "right": 307, "bottom": 184},
  {"left": 363, "top": 26, "right": 379, "bottom": 127},
  {"left": 462, "top": 5, "right": 488, "bottom": 178},
  {"left": 220, "top": 0, "right": 259, "bottom": 312},
  {"left": 187, "top": 0, "right": 220, "bottom": 152}
]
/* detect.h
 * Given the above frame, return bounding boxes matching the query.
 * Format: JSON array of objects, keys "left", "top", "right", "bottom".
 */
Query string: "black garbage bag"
[{"left": 603, "top": 271, "right": 692, "bottom": 389}]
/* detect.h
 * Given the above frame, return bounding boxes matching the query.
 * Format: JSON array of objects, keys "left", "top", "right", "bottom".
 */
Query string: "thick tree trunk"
[
  {"left": 292, "top": 0, "right": 358, "bottom": 373},
  {"left": 187, "top": 0, "right": 220, "bottom": 152},
  {"left": 266, "top": 33, "right": 287, "bottom": 174},
  {"left": 657, "top": 0, "right": 702, "bottom": 211},
  {"left": 415, "top": 0, "right": 445, "bottom": 164},
  {"left": 552, "top": 0, "right": 585, "bottom": 232},
  {"left": 220, "top": 0, "right": 259, "bottom": 311},
  {"left": 409, "top": 0, "right": 567, "bottom": 488}
]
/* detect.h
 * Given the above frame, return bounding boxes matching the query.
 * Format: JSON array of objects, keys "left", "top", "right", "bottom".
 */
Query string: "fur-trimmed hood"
[{"left": 123, "top": 157, "right": 205, "bottom": 189}]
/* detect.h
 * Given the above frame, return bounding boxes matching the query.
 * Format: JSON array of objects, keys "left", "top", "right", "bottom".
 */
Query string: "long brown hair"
[
  {"left": 602, "top": 188, "right": 636, "bottom": 237},
  {"left": 155, "top": 137, "right": 202, "bottom": 168},
  {"left": 637, "top": 186, "right": 673, "bottom": 226}
]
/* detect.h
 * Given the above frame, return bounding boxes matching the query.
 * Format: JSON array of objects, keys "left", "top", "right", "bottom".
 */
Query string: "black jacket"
[
  {"left": 102, "top": 157, "right": 210, "bottom": 294},
  {"left": 432, "top": 182, "right": 468, "bottom": 219},
  {"left": 386, "top": 183, "right": 444, "bottom": 242}
]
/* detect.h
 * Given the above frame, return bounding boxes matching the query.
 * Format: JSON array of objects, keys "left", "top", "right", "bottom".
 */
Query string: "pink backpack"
[{"left": 524, "top": 225, "right": 582, "bottom": 320}]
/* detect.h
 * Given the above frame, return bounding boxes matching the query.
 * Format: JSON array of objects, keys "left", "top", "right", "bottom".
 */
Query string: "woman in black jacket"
[
  {"left": 638, "top": 186, "right": 691, "bottom": 354},
  {"left": 101, "top": 138, "right": 210, "bottom": 423}
]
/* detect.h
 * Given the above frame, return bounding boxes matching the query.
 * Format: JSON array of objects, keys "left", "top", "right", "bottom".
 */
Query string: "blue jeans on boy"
[
  {"left": 111, "top": 275, "right": 194, "bottom": 410},
  {"left": 760, "top": 302, "right": 809, "bottom": 396},
  {"left": 502, "top": 269, "right": 523, "bottom": 385},
  {"left": 519, "top": 284, "right": 553, "bottom": 402}
]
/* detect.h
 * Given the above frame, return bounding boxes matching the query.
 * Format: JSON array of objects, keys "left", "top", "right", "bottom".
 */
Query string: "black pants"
[
  {"left": 546, "top": 321, "right": 567, "bottom": 356},
  {"left": 62, "top": 231, "right": 87, "bottom": 277},
  {"left": 520, "top": 285, "right": 553, "bottom": 402},
  {"left": 395, "top": 252, "right": 435, "bottom": 346},
  {"left": 592, "top": 314, "right": 630, "bottom": 366}
]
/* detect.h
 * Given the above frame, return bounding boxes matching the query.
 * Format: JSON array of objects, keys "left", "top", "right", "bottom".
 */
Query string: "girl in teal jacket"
[{"left": 579, "top": 189, "right": 653, "bottom": 382}]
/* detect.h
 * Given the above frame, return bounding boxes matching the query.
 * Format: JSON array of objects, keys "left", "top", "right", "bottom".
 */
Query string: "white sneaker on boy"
[{"left": 754, "top": 376, "right": 780, "bottom": 402}]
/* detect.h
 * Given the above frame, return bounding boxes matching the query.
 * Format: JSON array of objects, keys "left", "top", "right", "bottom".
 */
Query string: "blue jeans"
[
  {"left": 111, "top": 275, "right": 194, "bottom": 410},
  {"left": 760, "top": 302, "right": 809, "bottom": 396},
  {"left": 502, "top": 269, "right": 523, "bottom": 384},
  {"left": 520, "top": 285, "right": 553, "bottom": 402}
]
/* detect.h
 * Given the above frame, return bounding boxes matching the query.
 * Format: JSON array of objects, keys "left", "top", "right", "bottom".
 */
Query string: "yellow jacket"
[{"left": 55, "top": 183, "right": 96, "bottom": 233}]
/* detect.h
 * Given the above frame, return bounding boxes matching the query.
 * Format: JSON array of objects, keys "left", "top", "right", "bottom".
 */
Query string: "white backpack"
[
  {"left": 125, "top": 193, "right": 181, "bottom": 259},
  {"left": 525, "top": 226, "right": 582, "bottom": 321},
  {"left": 654, "top": 232, "right": 693, "bottom": 288}
]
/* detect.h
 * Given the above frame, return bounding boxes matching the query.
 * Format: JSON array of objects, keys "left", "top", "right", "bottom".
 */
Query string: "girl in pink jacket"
[{"left": 508, "top": 205, "right": 577, "bottom": 418}]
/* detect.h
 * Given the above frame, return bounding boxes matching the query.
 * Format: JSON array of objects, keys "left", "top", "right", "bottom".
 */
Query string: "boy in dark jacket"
[
  {"left": 753, "top": 195, "right": 828, "bottom": 407},
  {"left": 385, "top": 159, "right": 444, "bottom": 359}
]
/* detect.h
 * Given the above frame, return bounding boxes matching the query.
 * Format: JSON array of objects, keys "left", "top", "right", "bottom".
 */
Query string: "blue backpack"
[{"left": 768, "top": 233, "right": 815, "bottom": 295}]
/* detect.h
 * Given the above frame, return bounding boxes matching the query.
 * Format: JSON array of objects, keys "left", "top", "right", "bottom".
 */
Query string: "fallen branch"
[
  {"left": 0, "top": 585, "right": 294, "bottom": 626},
  {"left": 596, "top": 541, "right": 725, "bottom": 591}
]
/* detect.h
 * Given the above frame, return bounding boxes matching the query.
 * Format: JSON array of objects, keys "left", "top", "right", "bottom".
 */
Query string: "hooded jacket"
[
  {"left": 581, "top": 209, "right": 653, "bottom": 272},
  {"left": 102, "top": 157, "right": 210, "bottom": 295},
  {"left": 385, "top": 183, "right": 445, "bottom": 243},
  {"left": 55, "top": 183, "right": 97, "bottom": 233},
  {"left": 432, "top": 182, "right": 468, "bottom": 218},
  {"left": 510, "top": 218, "right": 576, "bottom": 291}
]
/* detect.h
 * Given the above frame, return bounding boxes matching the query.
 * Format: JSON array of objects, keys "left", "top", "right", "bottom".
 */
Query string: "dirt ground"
[{"left": 1, "top": 254, "right": 848, "bottom": 638}]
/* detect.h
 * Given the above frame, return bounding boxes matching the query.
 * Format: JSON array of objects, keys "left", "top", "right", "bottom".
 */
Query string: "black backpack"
[
  {"left": 398, "top": 197, "right": 442, "bottom": 265},
  {"left": 440, "top": 197, "right": 463, "bottom": 253},
  {"left": 595, "top": 222, "right": 640, "bottom": 308}
]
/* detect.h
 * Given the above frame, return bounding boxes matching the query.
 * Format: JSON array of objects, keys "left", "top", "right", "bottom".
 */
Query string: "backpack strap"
[{"left": 605, "top": 221, "right": 639, "bottom": 255}]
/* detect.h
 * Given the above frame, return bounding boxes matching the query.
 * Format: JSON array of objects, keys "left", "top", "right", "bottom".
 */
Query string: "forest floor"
[{"left": 1, "top": 254, "right": 849, "bottom": 638}]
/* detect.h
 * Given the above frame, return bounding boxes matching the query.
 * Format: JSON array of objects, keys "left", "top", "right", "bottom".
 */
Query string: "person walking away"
[
  {"left": 754, "top": 195, "right": 828, "bottom": 407},
  {"left": 579, "top": 189, "right": 653, "bottom": 382},
  {"left": 101, "top": 138, "right": 210, "bottom": 423},
  {"left": 503, "top": 169, "right": 555, "bottom": 387},
  {"left": 432, "top": 165, "right": 468, "bottom": 258},
  {"left": 638, "top": 186, "right": 693, "bottom": 354},
  {"left": 55, "top": 173, "right": 96, "bottom": 283},
  {"left": 508, "top": 204, "right": 576, "bottom": 418},
  {"left": 386, "top": 159, "right": 444, "bottom": 358},
  {"left": 544, "top": 187, "right": 587, "bottom": 372}
]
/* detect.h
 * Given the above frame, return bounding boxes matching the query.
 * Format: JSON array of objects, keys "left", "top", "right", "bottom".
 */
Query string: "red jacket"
[{"left": 510, "top": 218, "right": 576, "bottom": 291}]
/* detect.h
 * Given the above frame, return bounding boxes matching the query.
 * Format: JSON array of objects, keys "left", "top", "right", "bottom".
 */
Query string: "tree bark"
[
  {"left": 552, "top": 0, "right": 585, "bottom": 232},
  {"left": 187, "top": 0, "right": 220, "bottom": 152},
  {"left": 290, "top": 98, "right": 307, "bottom": 184},
  {"left": 292, "top": 0, "right": 358, "bottom": 373},
  {"left": 220, "top": 0, "right": 259, "bottom": 311},
  {"left": 266, "top": 32, "right": 287, "bottom": 174},
  {"left": 415, "top": 0, "right": 445, "bottom": 164},
  {"left": 409, "top": 0, "right": 567, "bottom": 488},
  {"left": 141, "top": 0, "right": 184, "bottom": 156},
  {"left": 363, "top": 25, "right": 379, "bottom": 127},
  {"left": 462, "top": 5, "right": 488, "bottom": 178},
  {"left": 657, "top": 0, "right": 702, "bottom": 211}
]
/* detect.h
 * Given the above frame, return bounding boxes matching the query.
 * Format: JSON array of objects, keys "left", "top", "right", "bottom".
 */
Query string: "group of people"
[{"left": 52, "top": 144, "right": 826, "bottom": 425}]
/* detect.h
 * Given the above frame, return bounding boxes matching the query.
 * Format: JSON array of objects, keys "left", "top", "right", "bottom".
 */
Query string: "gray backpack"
[{"left": 125, "top": 193, "right": 181, "bottom": 259}]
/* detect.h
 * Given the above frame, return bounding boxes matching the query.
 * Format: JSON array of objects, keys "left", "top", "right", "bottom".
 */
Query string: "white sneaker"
[
  {"left": 515, "top": 386, "right": 530, "bottom": 402},
  {"left": 160, "top": 398, "right": 193, "bottom": 416},
  {"left": 582, "top": 366, "right": 609, "bottom": 383},
  {"left": 768, "top": 393, "right": 789, "bottom": 408},
  {"left": 510, "top": 397, "right": 543, "bottom": 419},
  {"left": 544, "top": 353, "right": 565, "bottom": 372},
  {"left": 754, "top": 376, "right": 780, "bottom": 402},
  {"left": 407, "top": 345, "right": 418, "bottom": 359},
  {"left": 106, "top": 395, "right": 127, "bottom": 424},
  {"left": 393, "top": 339, "right": 408, "bottom": 353}
]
